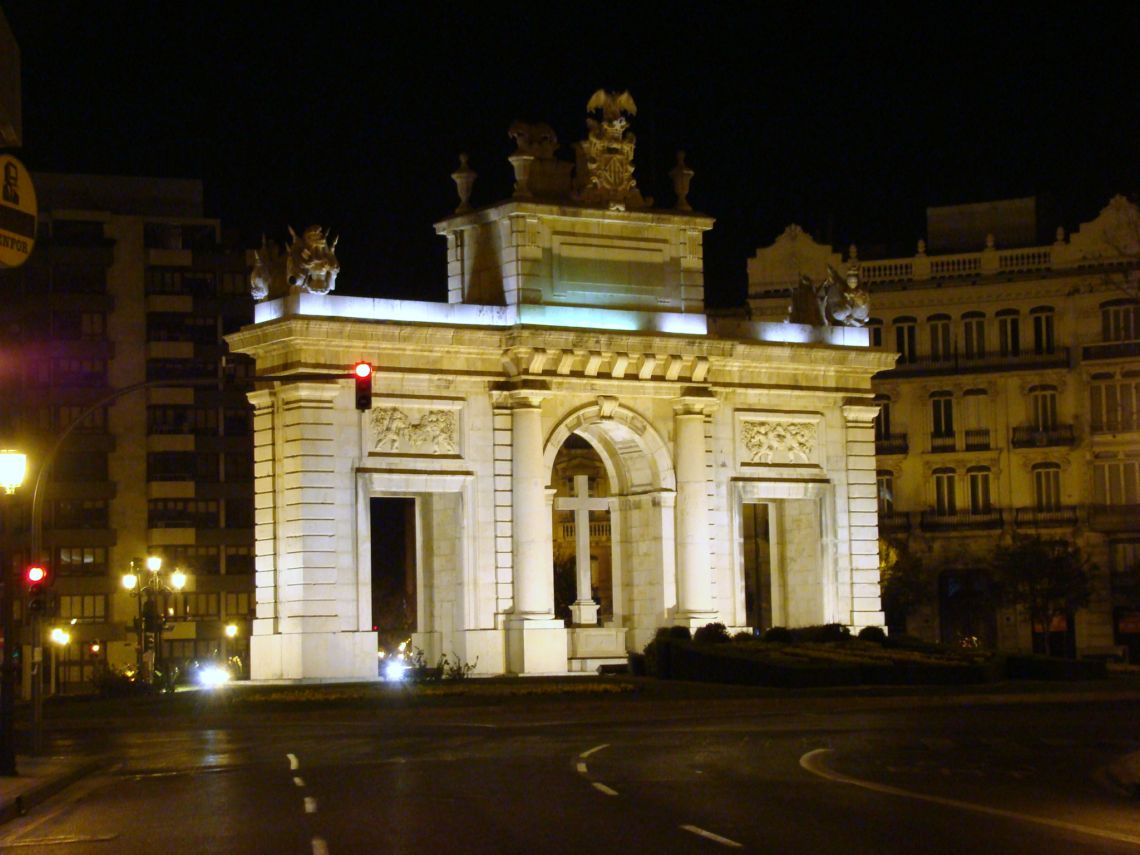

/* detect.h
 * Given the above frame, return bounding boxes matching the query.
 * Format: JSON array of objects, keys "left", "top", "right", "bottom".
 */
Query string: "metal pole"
[
  {"left": 0, "top": 529, "right": 16, "bottom": 775},
  {"left": 30, "top": 612, "right": 41, "bottom": 755}
]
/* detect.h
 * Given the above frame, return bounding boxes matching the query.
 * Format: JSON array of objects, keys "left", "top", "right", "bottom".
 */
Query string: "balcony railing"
[
  {"left": 930, "top": 432, "right": 956, "bottom": 453},
  {"left": 920, "top": 509, "right": 1003, "bottom": 531},
  {"left": 1082, "top": 340, "right": 1140, "bottom": 361},
  {"left": 1088, "top": 505, "right": 1140, "bottom": 532},
  {"left": 878, "top": 510, "right": 911, "bottom": 531},
  {"left": 875, "top": 434, "right": 909, "bottom": 455},
  {"left": 1014, "top": 506, "right": 1079, "bottom": 528},
  {"left": 559, "top": 521, "right": 612, "bottom": 540},
  {"left": 884, "top": 347, "right": 1070, "bottom": 377},
  {"left": 963, "top": 429, "right": 991, "bottom": 451},
  {"left": 1010, "top": 424, "right": 1076, "bottom": 448}
]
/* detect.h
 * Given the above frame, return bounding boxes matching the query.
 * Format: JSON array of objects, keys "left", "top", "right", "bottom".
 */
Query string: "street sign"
[{"left": 0, "top": 154, "right": 36, "bottom": 268}]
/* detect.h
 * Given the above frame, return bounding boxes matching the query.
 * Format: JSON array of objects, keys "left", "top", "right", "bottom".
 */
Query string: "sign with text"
[{"left": 0, "top": 154, "right": 36, "bottom": 268}]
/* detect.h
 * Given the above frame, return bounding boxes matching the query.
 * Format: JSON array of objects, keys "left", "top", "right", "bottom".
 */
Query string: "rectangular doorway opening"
[
  {"left": 370, "top": 497, "right": 416, "bottom": 641},
  {"left": 742, "top": 502, "right": 773, "bottom": 633}
]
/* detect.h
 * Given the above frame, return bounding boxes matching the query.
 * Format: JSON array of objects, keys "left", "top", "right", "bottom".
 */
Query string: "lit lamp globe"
[
  {"left": 145, "top": 555, "right": 162, "bottom": 574},
  {"left": 0, "top": 450, "right": 27, "bottom": 494},
  {"left": 225, "top": 623, "right": 238, "bottom": 639},
  {"left": 121, "top": 573, "right": 139, "bottom": 591},
  {"left": 170, "top": 570, "right": 187, "bottom": 591},
  {"left": 49, "top": 627, "right": 70, "bottom": 646}
]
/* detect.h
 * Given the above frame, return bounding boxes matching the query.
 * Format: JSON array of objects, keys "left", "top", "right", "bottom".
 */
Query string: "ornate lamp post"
[
  {"left": 122, "top": 556, "right": 187, "bottom": 685},
  {"left": 0, "top": 449, "right": 27, "bottom": 776}
]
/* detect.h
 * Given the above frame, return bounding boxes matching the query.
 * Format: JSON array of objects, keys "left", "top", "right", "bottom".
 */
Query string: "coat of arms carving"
[
  {"left": 574, "top": 90, "right": 651, "bottom": 211},
  {"left": 371, "top": 408, "right": 457, "bottom": 455},
  {"left": 741, "top": 420, "right": 817, "bottom": 464}
]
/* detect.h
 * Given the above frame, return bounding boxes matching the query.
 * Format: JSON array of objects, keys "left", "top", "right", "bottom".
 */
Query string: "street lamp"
[
  {"left": 122, "top": 556, "right": 189, "bottom": 685},
  {"left": 0, "top": 449, "right": 26, "bottom": 776}
]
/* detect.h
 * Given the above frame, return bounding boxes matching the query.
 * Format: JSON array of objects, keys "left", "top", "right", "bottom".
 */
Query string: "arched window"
[
  {"left": 996, "top": 308, "right": 1020, "bottom": 357},
  {"left": 877, "top": 470, "right": 895, "bottom": 514},
  {"left": 867, "top": 318, "right": 884, "bottom": 349},
  {"left": 893, "top": 316, "right": 917, "bottom": 364},
  {"left": 962, "top": 389, "right": 990, "bottom": 450},
  {"left": 927, "top": 313, "right": 953, "bottom": 362},
  {"left": 1030, "top": 306, "right": 1055, "bottom": 354},
  {"left": 1100, "top": 299, "right": 1140, "bottom": 342},
  {"left": 874, "top": 394, "right": 892, "bottom": 441},
  {"left": 967, "top": 466, "right": 991, "bottom": 514},
  {"left": 1028, "top": 384, "right": 1058, "bottom": 431},
  {"left": 1032, "top": 463, "right": 1061, "bottom": 511},
  {"left": 930, "top": 391, "right": 954, "bottom": 451},
  {"left": 962, "top": 311, "right": 986, "bottom": 359},
  {"left": 933, "top": 467, "right": 956, "bottom": 515}
]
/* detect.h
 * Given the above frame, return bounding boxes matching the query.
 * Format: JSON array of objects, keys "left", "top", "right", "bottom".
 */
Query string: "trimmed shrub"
[
  {"left": 667, "top": 625, "right": 693, "bottom": 641},
  {"left": 763, "top": 626, "right": 793, "bottom": 643},
  {"left": 732, "top": 631, "right": 755, "bottom": 642},
  {"left": 788, "top": 624, "right": 851, "bottom": 643},
  {"left": 693, "top": 622, "right": 731, "bottom": 644},
  {"left": 857, "top": 626, "right": 887, "bottom": 643}
]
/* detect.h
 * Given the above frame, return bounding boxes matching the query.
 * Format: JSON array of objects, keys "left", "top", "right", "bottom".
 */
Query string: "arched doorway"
[{"left": 543, "top": 402, "right": 675, "bottom": 661}]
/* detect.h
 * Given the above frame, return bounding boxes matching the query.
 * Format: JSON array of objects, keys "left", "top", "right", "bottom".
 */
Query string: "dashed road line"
[
  {"left": 287, "top": 753, "right": 300, "bottom": 770},
  {"left": 293, "top": 776, "right": 305, "bottom": 787},
  {"left": 312, "top": 837, "right": 329, "bottom": 855},
  {"left": 579, "top": 743, "right": 610, "bottom": 759},
  {"left": 680, "top": 824, "right": 743, "bottom": 848},
  {"left": 576, "top": 761, "right": 589, "bottom": 774},
  {"left": 304, "top": 796, "right": 318, "bottom": 814},
  {"left": 591, "top": 782, "right": 619, "bottom": 797},
  {"left": 800, "top": 748, "right": 1140, "bottom": 847}
]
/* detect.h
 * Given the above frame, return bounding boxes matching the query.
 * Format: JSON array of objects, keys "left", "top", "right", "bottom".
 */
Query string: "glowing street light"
[
  {"left": 224, "top": 623, "right": 238, "bottom": 639},
  {"left": 0, "top": 448, "right": 25, "bottom": 776},
  {"left": 0, "top": 450, "right": 26, "bottom": 494}
]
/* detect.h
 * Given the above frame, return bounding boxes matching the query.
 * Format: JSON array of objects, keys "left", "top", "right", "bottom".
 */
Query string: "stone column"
[
  {"left": 510, "top": 390, "right": 554, "bottom": 616},
  {"left": 506, "top": 386, "right": 567, "bottom": 673},
  {"left": 673, "top": 392, "right": 719, "bottom": 624},
  {"left": 842, "top": 403, "right": 885, "bottom": 631}
]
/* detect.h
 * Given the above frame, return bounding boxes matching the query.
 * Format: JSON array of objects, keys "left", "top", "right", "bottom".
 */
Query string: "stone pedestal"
[
  {"left": 569, "top": 600, "right": 600, "bottom": 626},
  {"left": 506, "top": 618, "right": 568, "bottom": 674}
]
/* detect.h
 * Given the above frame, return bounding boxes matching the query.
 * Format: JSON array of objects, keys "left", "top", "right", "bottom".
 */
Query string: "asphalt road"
[{"left": 0, "top": 692, "right": 1137, "bottom": 854}]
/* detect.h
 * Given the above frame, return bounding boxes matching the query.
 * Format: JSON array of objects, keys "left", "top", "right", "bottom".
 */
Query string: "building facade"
[
  {"left": 748, "top": 196, "right": 1140, "bottom": 659},
  {"left": 0, "top": 174, "right": 254, "bottom": 692}
]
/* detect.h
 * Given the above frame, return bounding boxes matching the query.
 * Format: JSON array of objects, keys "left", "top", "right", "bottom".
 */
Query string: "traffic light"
[
  {"left": 24, "top": 564, "right": 48, "bottom": 613},
  {"left": 354, "top": 361, "right": 373, "bottom": 411}
]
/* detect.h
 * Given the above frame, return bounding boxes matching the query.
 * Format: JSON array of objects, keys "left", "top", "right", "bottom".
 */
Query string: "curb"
[{"left": 0, "top": 760, "right": 104, "bottom": 826}]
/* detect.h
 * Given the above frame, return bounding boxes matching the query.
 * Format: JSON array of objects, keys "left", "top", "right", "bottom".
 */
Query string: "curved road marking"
[
  {"left": 576, "top": 762, "right": 589, "bottom": 774},
  {"left": 293, "top": 776, "right": 305, "bottom": 787},
  {"left": 287, "top": 753, "right": 300, "bottom": 771},
  {"left": 579, "top": 744, "right": 610, "bottom": 759},
  {"left": 800, "top": 748, "right": 1140, "bottom": 847},
  {"left": 592, "top": 782, "right": 619, "bottom": 797},
  {"left": 680, "top": 825, "right": 743, "bottom": 848}
]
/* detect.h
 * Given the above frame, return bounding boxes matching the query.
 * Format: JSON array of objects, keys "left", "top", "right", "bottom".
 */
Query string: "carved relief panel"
[
  {"left": 736, "top": 411, "right": 824, "bottom": 469},
  {"left": 368, "top": 400, "right": 463, "bottom": 457}
]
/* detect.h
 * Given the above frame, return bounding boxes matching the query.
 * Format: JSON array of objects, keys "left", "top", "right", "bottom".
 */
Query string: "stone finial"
[
  {"left": 917, "top": 239, "right": 927, "bottom": 256},
  {"left": 451, "top": 153, "right": 477, "bottom": 214},
  {"left": 848, "top": 243, "right": 859, "bottom": 261},
  {"left": 669, "top": 150, "right": 694, "bottom": 211},
  {"left": 1055, "top": 226, "right": 1065, "bottom": 243},
  {"left": 985, "top": 232, "right": 995, "bottom": 249},
  {"left": 508, "top": 153, "right": 535, "bottom": 199}
]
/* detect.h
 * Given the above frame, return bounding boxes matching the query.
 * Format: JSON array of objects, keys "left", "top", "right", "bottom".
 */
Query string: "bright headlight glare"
[
  {"left": 383, "top": 660, "right": 408, "bottom": 682},
  {"left": 197, "top": 665, "right": 231, "bottom": 688}
]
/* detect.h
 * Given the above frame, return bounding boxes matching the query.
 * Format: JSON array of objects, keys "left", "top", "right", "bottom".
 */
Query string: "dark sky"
[{"left": 4, "top": 4, "right": 1138, "bottom": 306}]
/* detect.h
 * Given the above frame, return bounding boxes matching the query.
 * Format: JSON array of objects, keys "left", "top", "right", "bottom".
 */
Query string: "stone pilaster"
[
  {"left": 672, "top": 391, "right": 719, "bottom": 624},
  {"left": 842, "top": 402, "right": 885, "bottom": 630}
]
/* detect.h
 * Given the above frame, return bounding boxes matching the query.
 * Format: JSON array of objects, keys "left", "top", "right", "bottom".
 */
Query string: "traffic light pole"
[{"left": 0, "top": 540, "right": 16, "bottom": 775}]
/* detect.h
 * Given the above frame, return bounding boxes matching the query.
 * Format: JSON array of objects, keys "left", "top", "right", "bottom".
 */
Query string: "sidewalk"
[{"left": 0, "top": 755, "right": 103, "bottom": 825}]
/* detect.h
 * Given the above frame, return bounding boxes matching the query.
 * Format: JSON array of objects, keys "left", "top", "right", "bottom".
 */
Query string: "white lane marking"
[
  {"left": 0, "top": 835, "right": 120, "bottom": 847},
  {"left": 800, "top": 749, "right": 1140, "bottom": 847},
  {"left": 293, "top": 776, "right": 305, "bottom": 787},
  {"left": 304, "top": 796, "right": 318, "bottom": 814},
  {"left": 579, "top": 743, "right": 610, "bottom": 759},
  {"left": 312, "top": 837, "right": 330, "bottom": 855},
  {"left": 591, "top": 782, "right": 619, "bottom": 796},
  {"left": 576, "top": 762, "right": 589, "bottom": 775},
  {"left": 287, "top": 753, "right": 300, "bottom": 770},
  {"left": 680, "top": 825, "right": 743, "bottom": 848}
]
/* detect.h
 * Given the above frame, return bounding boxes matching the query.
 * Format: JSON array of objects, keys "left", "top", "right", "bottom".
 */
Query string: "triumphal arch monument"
[{"left": 227, "top": 92, "right": 893, "bottom": 680}]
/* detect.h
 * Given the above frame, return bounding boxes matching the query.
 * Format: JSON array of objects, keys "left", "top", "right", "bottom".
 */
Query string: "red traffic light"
[
  {"left": 354, "top": 362, "right": 373, "bottom": 411},
  {"left": 25, "top": 565, "right": 47, "bottom": 587}
]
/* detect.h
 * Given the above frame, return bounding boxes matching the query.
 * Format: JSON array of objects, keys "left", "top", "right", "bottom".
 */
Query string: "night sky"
[{"left": 4, "top": 4, "right": 1138, "bottom": 307}]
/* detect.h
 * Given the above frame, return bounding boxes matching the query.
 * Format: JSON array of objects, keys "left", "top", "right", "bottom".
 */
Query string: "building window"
[
  {"left": 894, "top": 317, "right": 917, "bottom": 364},
  {"left": 962, "top": 389, "right": 990, "bottom": 450},
  {"left": 224, "top": 546, "right": 253, "bottom": 575},
  {"left": 57, "top": 406, "right": 107, "bottom": 433},
  {"left": 1029, "top": 385, "right": 1059, "bottom": 431},
  {"left": 56, "top": 546, "right": 107, "bottom": 577},
  {"left": 224, "top": 592, "right": 251, "bottom": 618},
  {"left": 928, "top": 314, "right": 952, "bottom": 362},
  {"left": 1093, "top": 458, "right": 1140, "bottom": 506},
  {"left": 967, "top": 466, "right": 991, "bottom": 514},
  {"left": 52, "top": 451, "right": 107, "bottom": 482},
  {"left": 224, "top": 499, "right": 254, "bottom": 528},
  {"left": 180, "top": 593, "right": 220, "bottom": 619},
  {"left": 50, "top": 500, "right": 109, "bottom": 529},
  {"left": 874, "top": 396, "right": 891, "bottom": 441},
  {"left": 962, "top": 312, "right": 986, "bottom": 359},
  {"left": 1090, "top": 375, "right": 1139, "bottom": 433},
  {"left": 997, "top": 309, "right": 1020, "bottom": 357},
  {"left": 934, "top": 468, "right": 956, "bottom": 515},
  {"left": 1032, "top": 463, "right": 1062, "bottom": 511},
  {"left": 1101, "top": 300, "right": 1140, "bottom": 342},
  {"left": 148, "top": 499, "right": 221, "bottom": 529},
  {"left": 1030, "top": 306, "right": 1055, "bottom": 354},
  {"left": 931, "top": 392, "right": 954, "bottom": 437},
  {"left": 159, "top": 546, "right": 220, "bottom": 575},
  {"left": 58, "top": 595, "right": 107, "bottom": 623},
  {"left": 53, "top": 359, "right": 107, "bottom": 386},
  {"left": 867, "top": 318, "right": 883, "bottom": 348},
  {"left": 877, "top": 471, "right": 894, "bottom": 514}
]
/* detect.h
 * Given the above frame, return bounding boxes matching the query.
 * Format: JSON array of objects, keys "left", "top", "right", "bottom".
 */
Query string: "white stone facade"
[{"left": 228, "top": 199, "right": 889, "bottom": 680}]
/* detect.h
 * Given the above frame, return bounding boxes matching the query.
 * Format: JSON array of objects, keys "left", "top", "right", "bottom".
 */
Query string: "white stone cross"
[{"left": 554, "top": 474, "right": 609, "bottom": 625}]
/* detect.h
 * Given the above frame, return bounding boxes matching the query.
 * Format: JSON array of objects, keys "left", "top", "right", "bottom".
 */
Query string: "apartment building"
[
  {"left": 747, "top": 196, "right": 1140, "bottom": 659},
  {"left": 0, "top": 173, "right": 254, "bottom": 691}
]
